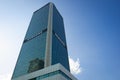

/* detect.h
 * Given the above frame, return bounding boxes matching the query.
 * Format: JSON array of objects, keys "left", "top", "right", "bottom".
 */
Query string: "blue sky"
[{"left": 0, "top": 0, "right": 120, "bottom": 80}]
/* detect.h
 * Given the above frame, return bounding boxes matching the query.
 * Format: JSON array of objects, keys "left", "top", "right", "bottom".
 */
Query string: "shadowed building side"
[{"left": 51, "top": 4, "right": 70, "bottom": 71}]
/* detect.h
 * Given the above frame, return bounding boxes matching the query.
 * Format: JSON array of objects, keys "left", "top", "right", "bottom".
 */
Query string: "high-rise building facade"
[{"left": 11, "top": 2, "right": 77, "bottom": 80}]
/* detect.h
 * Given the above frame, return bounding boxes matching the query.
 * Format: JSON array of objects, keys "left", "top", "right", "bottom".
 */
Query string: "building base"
[{"left": 11, "top": 63, "right": 77, "bottom": 80}]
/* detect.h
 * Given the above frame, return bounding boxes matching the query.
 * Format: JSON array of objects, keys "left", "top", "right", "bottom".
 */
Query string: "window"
[{"left": 29, "top": 78, "right": 36, "bottom": 80}]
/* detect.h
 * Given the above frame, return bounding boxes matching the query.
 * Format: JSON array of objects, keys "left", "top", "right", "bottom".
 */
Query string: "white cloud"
[
  {"left": 0, "top": 73, "right": 11, "bottom": 80},
  {"left": 69, "top": 57, "right": 82, "bottom": 75}
]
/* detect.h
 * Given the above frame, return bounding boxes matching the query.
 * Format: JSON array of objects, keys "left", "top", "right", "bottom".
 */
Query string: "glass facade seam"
[
  {"left": 53, "top": 30, "right": 67, "bottom": 49},
  {"left": 23, "top": 28, "right": 47, "bottom": 43}
]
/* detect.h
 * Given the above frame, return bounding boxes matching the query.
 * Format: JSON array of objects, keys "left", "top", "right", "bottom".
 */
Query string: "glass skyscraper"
[{"left": 11, "top": 2, "right": 77, "bottom": 80}]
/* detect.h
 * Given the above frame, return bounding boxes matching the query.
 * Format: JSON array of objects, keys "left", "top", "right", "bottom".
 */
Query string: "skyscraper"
[{"left": 11, "top": 2, "right": 77, "bottom": 80}]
